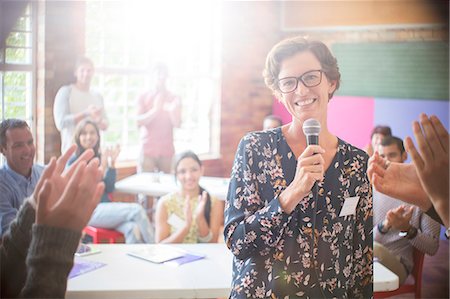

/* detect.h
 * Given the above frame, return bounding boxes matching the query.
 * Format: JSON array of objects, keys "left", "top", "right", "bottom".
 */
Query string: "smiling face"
[
  {"left": 78, "top": 123, "right": 99, "bottom": 150},
  {"left": 176, "top": 157, "right": 203, "bottom": 192},
  {"left": 1, "top": 127, "right": 35, "bottom": 177},
  {"left": 278, "top": 51, "right": 336, "bottom": 126}
]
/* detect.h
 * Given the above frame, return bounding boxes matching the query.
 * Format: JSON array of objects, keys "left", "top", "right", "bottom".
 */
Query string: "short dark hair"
[
  {"left": 0, "top": 118, "right": 30, "bottom": 148},
  {"left": 371, "top": 125, "right": 392, "bottom": 139},
  {"left": 263, "top": 36, "right": 341, "bottom": 99},
  {"left": 381, "top": 136, "right": 405, "bottom": 154}
]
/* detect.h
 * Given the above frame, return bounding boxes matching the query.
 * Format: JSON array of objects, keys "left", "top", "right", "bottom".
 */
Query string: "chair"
[
  {"left": 83, "top": 226, "right": 124, "bottom": 244},
  {"left": 374, "top": 248, "right": 425, "bottom": 299}
]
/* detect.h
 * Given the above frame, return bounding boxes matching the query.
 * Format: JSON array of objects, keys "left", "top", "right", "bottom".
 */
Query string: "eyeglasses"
[{"left": 277, "top": 70, "right": 323, "bottom": 94}]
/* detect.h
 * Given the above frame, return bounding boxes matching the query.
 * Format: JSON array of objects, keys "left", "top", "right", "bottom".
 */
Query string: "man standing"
[
  {"left": 0, "top": 119, "right": 44, "bottom": 236},
  {"left": 53, "top": 57, "right": 108, "bottom": 153},
  {"left": 374, "top": 136, "right": 440, "bottom": 284},
  {"left": 136, "top": 63, "right": 181, "bottom": 174}
]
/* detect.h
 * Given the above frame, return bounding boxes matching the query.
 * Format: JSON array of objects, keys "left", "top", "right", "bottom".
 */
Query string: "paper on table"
[
  {"left": 127, "top": 245, "right": 186, "bottom": 263},
  {"left": 128, "top": 245, "right": 206, "bottom": 265},
  {"left": 69, "top": 257, "right": 106, "bottom": 279},
  {"left": 164, "top": 252, "right": 206, "bottom": 267}
]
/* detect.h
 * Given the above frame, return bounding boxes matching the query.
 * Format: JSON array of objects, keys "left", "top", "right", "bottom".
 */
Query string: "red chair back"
[{"left": 83, "top": 226, "right": 124, "bottom": 244}]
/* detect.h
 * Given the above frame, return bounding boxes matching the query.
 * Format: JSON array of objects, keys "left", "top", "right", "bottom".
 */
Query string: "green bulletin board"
[{"left": 332, "top": 42, "right": 449, "bottom": 100}]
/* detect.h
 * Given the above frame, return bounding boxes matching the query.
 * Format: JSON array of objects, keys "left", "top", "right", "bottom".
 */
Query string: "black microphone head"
[{"left": 303, "top": 118, "right": 321, "bottom": 145}]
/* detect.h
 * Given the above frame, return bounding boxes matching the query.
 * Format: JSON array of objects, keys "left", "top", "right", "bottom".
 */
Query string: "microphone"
[
  {"left": 302, "top": 118, "right": 321, "bottom": 146},
  {"left": 302, "top": 118, "right": 326, "bottom": 298}
]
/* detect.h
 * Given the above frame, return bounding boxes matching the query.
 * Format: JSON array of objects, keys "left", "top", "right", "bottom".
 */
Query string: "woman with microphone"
[{"left": 224, "top": 37, "right": 372, "bottom": 298}]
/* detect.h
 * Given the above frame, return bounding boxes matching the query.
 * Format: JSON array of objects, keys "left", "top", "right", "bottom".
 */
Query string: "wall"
[
  {"left": 36, "top": 1, "right": 85, "bottom": 164},
  {"left": 218, "top": 1, "right": 281, "bottom": 175}
]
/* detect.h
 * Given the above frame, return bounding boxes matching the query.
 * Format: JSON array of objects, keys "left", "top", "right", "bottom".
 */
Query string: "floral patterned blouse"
[{"left": 224, "top": 128, "right": 373, "bottom": 299}]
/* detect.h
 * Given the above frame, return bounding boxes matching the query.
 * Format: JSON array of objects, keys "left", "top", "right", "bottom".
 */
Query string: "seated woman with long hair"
[
  {"left": 69, "top": 119, "right": 154, "bottom": 243},
  {"left": 155, "top": 150, "right": 223, "bottom": 243}
]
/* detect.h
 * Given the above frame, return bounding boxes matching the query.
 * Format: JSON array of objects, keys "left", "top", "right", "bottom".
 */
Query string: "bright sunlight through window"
[{"left": 85, "top": 1, "right": 222, "bottom": 161}]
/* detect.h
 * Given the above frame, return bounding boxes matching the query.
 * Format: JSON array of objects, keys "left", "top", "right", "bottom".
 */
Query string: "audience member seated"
[
  {"left": 368, "top": 114, "right": 449, "bottom": 230},
  {"left": 364, "top": 125, "right": 392, "bottom": 156},
  {"left": 263, "top": 114, "right": 283, "bottom": 130},
  {"left": 1, "top": 145, "right": 104, "bottom": 298},
  {"left": 155, "top": 150, "right": 223, "bottom": 243},
  {"left": 374, "top": 136, "right": 440, "bottom": 284},
  {"left": 0, "top": 119, "right": 44, "bottom": 236},
  {"left": 53, "top": 56, "right": 109, "bottom": 153},
  {"left": 68, "top": 119, "right": 154, "bottom": 243}
]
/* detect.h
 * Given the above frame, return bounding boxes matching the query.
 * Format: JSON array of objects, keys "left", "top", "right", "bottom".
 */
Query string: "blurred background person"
[
  {"left": 53, "top": 56, "right": 109, "bottom": 153},
  {"left": 69, "top": 119, "right": 154, "bottom": 243},
  {"left": 374, "top": 135, "right": 440, "bottom": 285},
  {"left": 263, "top": 114, "right": 283, "bottom": 130},
  {"left": 364, "top": 125, "right": 392, "bottom": 156},
  {"left": 155, "top": 150, "right": 223, "bottom": 243},
  {"left": 0, "top": 119, "right": 43, "bottom": 236},
  {"left": 136, "top": 62, "right": 181, "bottom": 174}
]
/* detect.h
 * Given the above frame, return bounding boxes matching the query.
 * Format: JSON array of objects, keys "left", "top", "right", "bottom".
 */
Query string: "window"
[
  {"left": 85, "top": 1, "right": 222, "bottom": 161},
  {"left": 0, "top": 3, "right": 36, "bottom": 165}
]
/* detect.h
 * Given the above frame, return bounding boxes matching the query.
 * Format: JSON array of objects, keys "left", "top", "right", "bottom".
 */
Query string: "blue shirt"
[
  {"left": 0, "top": 163, "right": 44, "bottom": 236},
  {"left": 224, "top": 128, "right": 373, "bottom": 298}
]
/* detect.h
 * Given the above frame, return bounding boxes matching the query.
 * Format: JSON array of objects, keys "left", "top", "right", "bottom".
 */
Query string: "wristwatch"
[
  {"left": 378, "top": 222, "right": 389, "bottom": 234},
  {"left": 399, "top": 226, "right": 418, "bottom": 239}
]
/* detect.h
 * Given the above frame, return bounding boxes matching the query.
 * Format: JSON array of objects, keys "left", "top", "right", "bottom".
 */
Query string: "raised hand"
[
  {"left": 367, "top": 152, "right": 431, "bottom": 211},
  {"left": 30, "top": 145, "right": 95, "bottom": 209},
  {"left": 405, "top": 114, "right": 449, "bottom": 227},
  {"left": 36, "top": 158, "right": 104, "bottom": 232},
  {"left": 194, "top": 191, "right": 208, "bottom": 220}
]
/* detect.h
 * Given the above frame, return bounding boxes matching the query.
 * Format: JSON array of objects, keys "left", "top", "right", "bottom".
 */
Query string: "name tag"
[
  {"left": 339, "top": 196, "right": 360, "bottom": 217},
  {"left": 167, "top": 214, "right": 186, "bottom": 230}
]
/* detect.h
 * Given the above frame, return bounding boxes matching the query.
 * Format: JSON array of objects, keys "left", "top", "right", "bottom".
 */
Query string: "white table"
[
  {"left": 373, "top": 261, "right": 400, "bottom": 292},
  {"left": 67, "top": 244, "right": 395, "bottom": 298},
  {"left": 115, "top": 172, "right": 230, "bottom": 201},
  {"left": 66, "top": 243, "right": 232, "bottom": 299}
]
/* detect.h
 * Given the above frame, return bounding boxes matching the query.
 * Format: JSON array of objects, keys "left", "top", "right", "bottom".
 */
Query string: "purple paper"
[
  {"left": 164, "top": 253, "right": 205, "bottom": 266},
  {"left": 69, "top": 258, "right": 106, "bottom": 279}
]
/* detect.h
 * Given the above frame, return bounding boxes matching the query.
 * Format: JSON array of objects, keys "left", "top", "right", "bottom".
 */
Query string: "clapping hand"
[
  {"left": 33, "top": 145, "right": 105, "bottom": 232},
  {"left": 194, "top": 191, "right": 208, "bottom": 221},
  {"left": 102, "top": 144, "right": 121, "bottom": 168},
  {"left": 384, "top": 205, "right": 414, "bottom": 231},
  {"left": 405, "top": 114, "right": 449, "bottom": 227},
  {"left": 367, "top": 152, "right": 431, "bottom": 211}
]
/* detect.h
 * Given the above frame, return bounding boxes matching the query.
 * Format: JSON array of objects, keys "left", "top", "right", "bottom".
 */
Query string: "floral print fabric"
[{"left": 224, "top": 128, "right": 373, "bottom": 298}]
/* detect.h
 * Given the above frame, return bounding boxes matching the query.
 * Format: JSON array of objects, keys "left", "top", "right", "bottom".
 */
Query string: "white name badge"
[
  {"left": 339, "top": 196, "right": 360, "bottom": 217},
  {"left": 167, "top": 214, "right": 186, "bottom": 230}
]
